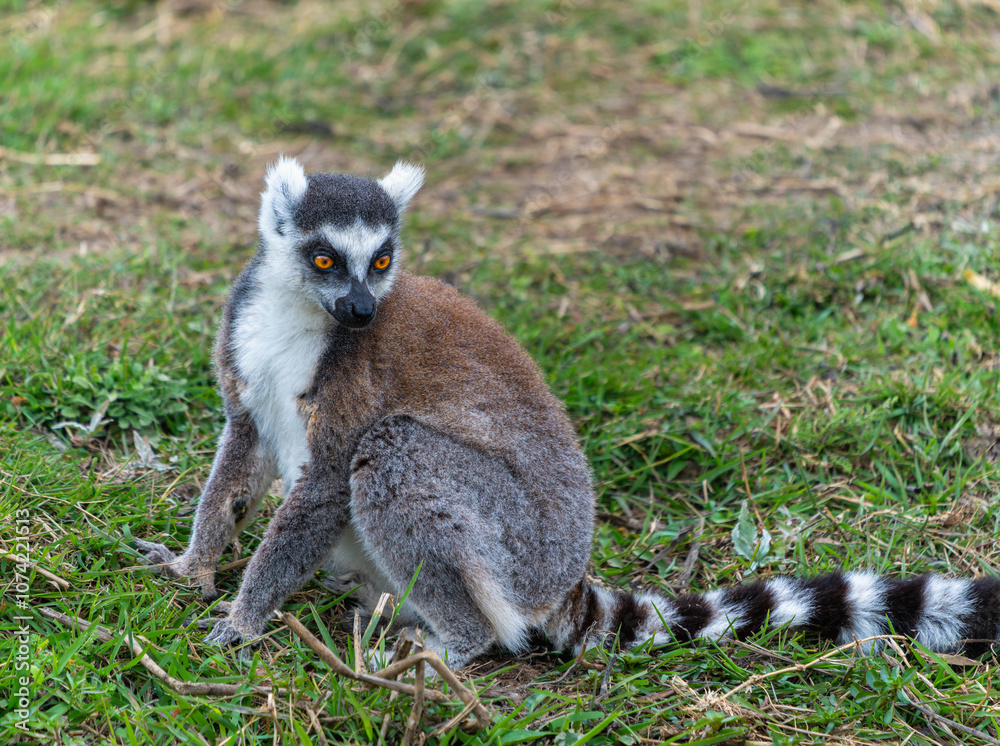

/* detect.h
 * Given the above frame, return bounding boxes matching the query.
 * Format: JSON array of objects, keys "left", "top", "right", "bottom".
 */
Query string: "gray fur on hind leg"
[{"left": 349, "top": 415, "right": 536, "bottom": 670}]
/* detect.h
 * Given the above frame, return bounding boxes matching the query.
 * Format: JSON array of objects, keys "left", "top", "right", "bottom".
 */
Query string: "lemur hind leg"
[{"left": 349, "top": 415, "right": 540, "bottom": 670}]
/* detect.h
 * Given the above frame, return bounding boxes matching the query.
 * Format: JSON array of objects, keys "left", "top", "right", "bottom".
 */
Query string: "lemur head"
[{"left": 257, "top": 156, "right": 424, "bottom": 328}]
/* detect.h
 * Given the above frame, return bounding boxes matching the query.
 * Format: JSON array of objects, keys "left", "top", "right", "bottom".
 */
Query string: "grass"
[{"left": 2, "top": 0, "right": 1000, "bottom": 743}]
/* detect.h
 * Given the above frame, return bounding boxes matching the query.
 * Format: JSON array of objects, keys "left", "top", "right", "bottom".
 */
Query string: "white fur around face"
[
  {"left": 378, "top": 161, "right": 424, "bottom": 213},
  {"left": 232, "top": 278, "right": 328, "bottom": 489},
  {"left": 320, "top": 220, "right": 394, "bottom": 283},
  {"left": 259, "top": 156, "right": 308, "bottom": 245}
]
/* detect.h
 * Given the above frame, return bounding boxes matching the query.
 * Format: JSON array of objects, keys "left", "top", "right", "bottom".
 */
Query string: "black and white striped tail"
[{"left": 545, "top": 573, "right": 1000, "bottom": 657}]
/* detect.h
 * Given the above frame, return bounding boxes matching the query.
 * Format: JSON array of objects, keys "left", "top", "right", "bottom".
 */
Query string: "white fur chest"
[{"left": 231, "top": 283, "right": 329, "bottom": 490}]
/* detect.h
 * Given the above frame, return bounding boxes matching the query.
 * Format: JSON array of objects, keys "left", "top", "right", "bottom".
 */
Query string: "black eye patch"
[{"left": 299, "top": 242, "right": 346, "bottom": 272}]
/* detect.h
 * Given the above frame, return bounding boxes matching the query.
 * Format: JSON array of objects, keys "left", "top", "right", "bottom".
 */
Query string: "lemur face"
[
  {"left": 295, "top": 224, "right": 392, "bottom": 328},
  {"left": 258, "top": 157, "right": 424, "bottom": 329}
]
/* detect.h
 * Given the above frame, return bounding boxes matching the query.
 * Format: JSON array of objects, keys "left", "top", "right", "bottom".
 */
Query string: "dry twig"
[
  {"left": 965, "top": 269, "right": 1000, "bottom": 300},
  {"left": 379, "top": 635, "right": 414, "bottom": 743},
  {"left": 722, "top": 634, "right": 909, "bottom": 700},
  {"left": 353, "top": 609, "right": 363, "bottom": 677},
  {"left": 38, "top": 607, "right": 275, "bottom": 697},
  {"left": 402, "top": 657, "right": 426, "bottom": 745},
  {"left": 423, "top": 697, "right": 482, "bottom": 743},
  {"left": 904, "top": 686, "right": 1000, "bottom": 745},
  {"left": 281, "top": 611, "right": 491, "bottom": 730},
  {"left": 0, "top": 147, "right": 101, "bottom": 166},
  {"left": 677, "top": 517, "right": 705, "bottom": 591},
  {"left": 2, "top": 553, "right": 71, "bottom": 588},
  {"left": 217, "top": 556, "right": 251, "bottom": 573}
]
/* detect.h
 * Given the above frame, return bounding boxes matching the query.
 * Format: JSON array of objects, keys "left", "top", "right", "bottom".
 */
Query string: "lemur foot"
[
  {"left": 185, "top": 601, "right": 233, "bottom": 630},
  {"left": 134, "top": 538, "right": 181, "bottom": 571},
  {"left": 204, "top": 617, "right": 260, "bottom": 659},
  {"left": 133, "top": 538, "right": 220, "bottom": 601},
  {"left": 320, "top": 572, "right": 366, "bottom": 598}
]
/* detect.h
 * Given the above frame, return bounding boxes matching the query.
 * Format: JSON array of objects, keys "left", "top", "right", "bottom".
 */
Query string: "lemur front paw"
[
  {"left": 133, "top": 539, "right": 220, "bottom": 600},
  {"left": 134, "top": 538, "right": 182, "bottom": 572},
  {"left": 204, "top": 617, "right": 260, "bottom": 659},
  {"left": 185, "top": 601, "right": 233, "bottom": 630}
]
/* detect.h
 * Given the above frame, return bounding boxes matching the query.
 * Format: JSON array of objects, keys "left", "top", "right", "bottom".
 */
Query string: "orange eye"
[
  {"left": 372, "top": 254, "right": 391, "bottom": 272},
  {"left": 313, "top": 255, "right": 334, "bottom": 270}
]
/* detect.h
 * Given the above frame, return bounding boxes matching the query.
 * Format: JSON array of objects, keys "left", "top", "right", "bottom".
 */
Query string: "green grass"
[{"left": 3, "top": 0, "right": 1000, "bottom": 743}]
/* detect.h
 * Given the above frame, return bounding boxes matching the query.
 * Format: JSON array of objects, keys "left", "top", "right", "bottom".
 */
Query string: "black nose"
[
  {"left": 333, "top": 279, "right": 377, "bottom": 328},
  {"left": 350, "top": 302, "right": 375, "bottom": 323}
]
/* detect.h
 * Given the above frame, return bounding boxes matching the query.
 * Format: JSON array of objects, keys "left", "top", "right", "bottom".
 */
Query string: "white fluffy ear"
[
  {"left": 378, "top": 161, "right": 424, "bottom": 213},
  {"left": 259, "top": 156, "right": 308, "bottom": 240}
]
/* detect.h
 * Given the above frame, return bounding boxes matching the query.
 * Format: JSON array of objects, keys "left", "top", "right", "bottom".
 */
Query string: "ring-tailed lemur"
[{"left": 136, "top": 157, "right": 1000, "bottom": 669}]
